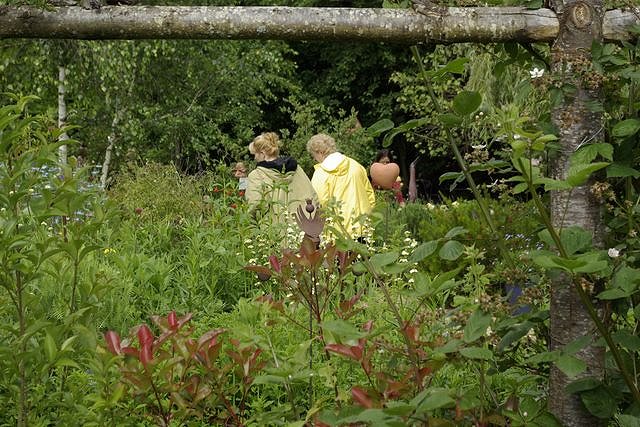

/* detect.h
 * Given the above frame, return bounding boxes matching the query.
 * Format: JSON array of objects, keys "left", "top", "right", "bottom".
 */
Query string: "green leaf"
[
  {"left": 44, "top": 332, "right": 57, "bottom": 363},
  {"left": 452, "top": 91, "right": 482, "bottom": 116},
  {"left": 408, "top": 241, "right": 438, "bottom": 264},
  {"left": 597, "top": 288, "right": 631, "bottom": 300},
  {"left": 572, "top": 257, "right": 607, "bottom": 274},
  {"left": 580, "top": 387, "right": 617, "bottom": 419},
  {"left": 439, "top": 171, "right": 463, "bottom": 183},
  {"left": 54, "top": 358, "right": 81, "bottom": 369},
  {"left": 382, "top": 262, "right": 412, "bottom": 275},
  {"left": 439, "top": 240, "right": 464, "bottom": 261},
  {"left": 438, "top": 113, "right": 463, "bottom": 128},
  {"left": 527, "top": 350, "right": 560, "bottom": 364},
  {"left": 538, "top": 177, "right": 573, "bottom": 191},
  {"left": 415, "top": 389, "right": 455, "bottom": 412},
  {"left": 382, "top": 0, "right": 408, "bottom": 8},
  {"left": 431, "top": 268, "right": 462, "bottom": 292},
  {"left": 459, "top": 346, "right": 493, "bottom": 360},
  {"left": 383, "top": 402, "right": 415, "bottom": 417},
  {"left": 532, "top": 254, "right": 571, "bottom": 272},
  {"left": 370, "top": 252, "right": 399, "bottom": 268},
  {"left": 613, "top": 265, "right": 640, "bottom": 291},
  {"left": 556, "top": 354, "right": 587, "bottom": 378},
  {"left": 109, "top": 383, "right": 126, "bottom": 405},
  {"left": 567, "top": 162, "right": 609, "bottom": 186},
  {"left": 352, "top": 262, "right": 367, "bottom": 276},
  {"left": 382, "top": 117, "right": 429, "bottom": 147},
  {"left": 531, "top": 412, "right": 563, "bottom": 427},
  {"left": 550, "top": 87, "right": 564, "bottom": 107},
  {"left": 611, "top": 330, "right": 640, "bottom": 351},
  {"left": 463, "top": 310, "right": 492, "bottom": 343},
  {"left": 597, "top": 266, "right": 640, "bottom": 300},
  {"left": 433, "top": 57, "right": 469, "bottom": 80},
  {"left": 560, "top": 226, "right": 592, "bottom": 256},
  {"left": 253, "top": 374, "right": 287, "bottom": 385},
  {"left": 616, "top": 414, "right": 640, "bottom": 427},
  {"left": 60, "top": 336, "right": 77, "bottom": 352},
  {"left": 571, "top": 143, "right": 613, "bottom": 164},
  {"left": 565, "top": 377, "right": 601, "bottom": 394},
  {"left": 444, "top": 226, "right": 467, "bottom": 240},
  {"left": 321, "top": 319, "right": 364, "bottom": 345},
  {"left": 79, "top": 245, "right": 101, "bottom": 263},
  {"left": 563, "top": 335, "right": 591, "bottom": 354},
  {"left": 366, "top": 119, "right": 394, "bottom": 137},
  {"left": 434, "top": 338, "right": 462, "bottom": 354},
  {"left": 339, "top": 409, "right": 392, "bottom": 425},
  {"left": 524, "top": 0, "right": 543, "bottom": 8},
  {"left": 607, "top": 163, "right": 640, "bottom": 178},
  {"left": 548, "top": 256, "right": 586, "bottom": 272},
  {"left": 512, "top": 182, "right": 529, "bottom": 194},
  {"left": 496, "top": 322, "right": 533, "bottom": 352},
  {"left": 468, "top": 159, "right": 510, "bottom": 172},
  {"left": 612, "top": 118, "right": 640, "bottom": 137}
]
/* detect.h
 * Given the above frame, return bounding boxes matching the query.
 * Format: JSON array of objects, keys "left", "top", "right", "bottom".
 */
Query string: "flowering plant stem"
[
  {"left": 410, "top": 46, "right": 516, "bottom": 271},
  {"left": 362, "top": 257, "right": 421, "bottom": 385}
]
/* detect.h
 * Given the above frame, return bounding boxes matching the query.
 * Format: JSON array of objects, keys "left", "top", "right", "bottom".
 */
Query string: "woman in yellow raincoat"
[{"left": 306, "top": 133, "right": 375, "bottom": 239}]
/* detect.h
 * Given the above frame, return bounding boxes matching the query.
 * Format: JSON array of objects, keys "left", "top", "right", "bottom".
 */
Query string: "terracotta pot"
[{"left": 370, "top": 162, "right": 400, "bottom": 190}]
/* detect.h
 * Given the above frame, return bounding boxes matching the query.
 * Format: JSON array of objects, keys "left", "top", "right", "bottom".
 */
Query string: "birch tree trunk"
[
  {"left": 100, "top": 107, "right": 120, "bottom": 189},
  {"left": 58, "top": 65, "right": 69, "bottom": 164},
  {"left": 100, "top": 49, "right": 140, "bottom": 189},
  {"left": 548, "top": 0, "right": 606, "bottom": 425}
]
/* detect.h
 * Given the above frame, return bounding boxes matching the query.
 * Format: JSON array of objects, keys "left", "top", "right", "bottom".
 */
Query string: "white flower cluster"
[
  {"left": 529, "top": 67, "right": 545, "bottom": 79},
  {"left": 608, "top": 248, "right": 620, "bottom": 258}
]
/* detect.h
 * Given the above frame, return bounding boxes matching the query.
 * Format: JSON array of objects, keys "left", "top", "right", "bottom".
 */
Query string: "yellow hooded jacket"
[{"left": 311, "top": 152, "right": 375, "bottom": 237}]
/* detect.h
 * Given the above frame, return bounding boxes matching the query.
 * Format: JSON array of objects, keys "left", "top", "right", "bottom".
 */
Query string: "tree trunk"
[
  {"left": 548, "top": 0, "right": 606, "bottom": 425},
  {"left": 0, "top": 5, "right": 636, "bottom": 43},
  {"left": 58, "top": 65, "right": 69, "bottom": 164},
  {"left": 100, "top": 109, "right": 119, "bottom": 189}
]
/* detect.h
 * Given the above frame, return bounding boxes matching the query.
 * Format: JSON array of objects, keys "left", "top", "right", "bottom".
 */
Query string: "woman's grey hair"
[{"left": 306, "top": 133, "right": 337, "bottom": 156}]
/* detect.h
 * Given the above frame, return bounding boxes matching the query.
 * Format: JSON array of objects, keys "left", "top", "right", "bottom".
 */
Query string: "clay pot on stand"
[{"left": 370, "top": 162, "right": 400, "bottom": 189}]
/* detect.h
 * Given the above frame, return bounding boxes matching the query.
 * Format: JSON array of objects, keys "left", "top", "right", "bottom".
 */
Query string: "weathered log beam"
[
  {"left": 604, "top": 8, "right": 640, "bottom": 42},
  {"left": 1, "top": 6, "right": 636, "bottom": 43},
  {"left": 0, "top": 5, "right": 564, "bottom": 43}
]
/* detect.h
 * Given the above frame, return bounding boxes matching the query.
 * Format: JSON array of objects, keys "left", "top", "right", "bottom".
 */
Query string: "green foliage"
[
  {"left": 433, "top": 52, "right": 640, "bottom": 417},
  {"left": 108, "top": 162, "right": 213, "bottom": 223},
  {"left": 0, "top": 94, "right": 108, "bottom": 426}
]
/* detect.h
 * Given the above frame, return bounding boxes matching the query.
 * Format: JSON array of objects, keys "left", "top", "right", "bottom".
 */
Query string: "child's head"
[
  {"left": 232, "top": 162, "right": 247, "bottom": 178},
  {"left": 374, "top": 149, "right": 393, "bottom": 164}
]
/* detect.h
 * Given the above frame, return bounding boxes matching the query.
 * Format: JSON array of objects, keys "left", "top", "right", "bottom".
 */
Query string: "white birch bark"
[
  {"left": 58, "top": 65, "right": 69, "bottom": 165},
  {"left": 548, "top": 0, "right": 606, "bottom": 425},
  {"left": 100, "top": 108, "right": 120, "bottom": 189}
]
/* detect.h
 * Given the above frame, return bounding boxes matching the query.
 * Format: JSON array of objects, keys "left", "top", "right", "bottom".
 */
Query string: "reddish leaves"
[
  {"left": 136, "top": 324, "right": 154, "bottom": 367},
  {"left": 167, "top": 311, "right": 178, "bottom": 330},
  {"left": 104, "top": 331, "right": 121, "bottom": 355},
  {"left": 351, "top": 386, "right": 376, "bottom": 409},
  {"left": 325, "top": 342, "right": 363, "bottom": 361},
  {"left": 269, "top": 255, "right": 281, "bottom": 273},
  {"left": 103, "top": 311, "right": 266, "bottom": 425}
]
